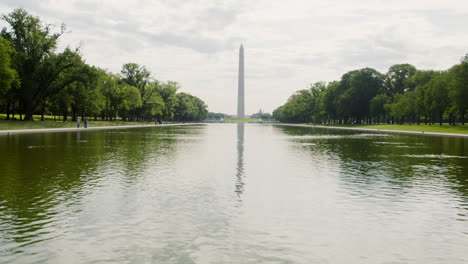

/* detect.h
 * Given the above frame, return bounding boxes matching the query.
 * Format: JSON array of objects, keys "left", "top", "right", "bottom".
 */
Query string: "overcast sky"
[{"left": 1, "top": 0, "right": 468, "bottom": 115}]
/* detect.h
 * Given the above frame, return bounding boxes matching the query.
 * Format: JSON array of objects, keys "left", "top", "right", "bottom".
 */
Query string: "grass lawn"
[
  {"left": 0, "top": 119, "right": 157, "bottom": 130},
  {"left": 308, "top": 123, "right": 468, "bottom": 135}
]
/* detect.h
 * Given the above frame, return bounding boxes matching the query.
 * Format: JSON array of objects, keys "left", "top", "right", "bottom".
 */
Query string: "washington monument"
[{"left": 237, "top": 44, "right": 245, "bottom": 118}]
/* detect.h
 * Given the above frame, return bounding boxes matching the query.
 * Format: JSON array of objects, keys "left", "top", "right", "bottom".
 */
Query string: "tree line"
[
  {"left": 0, "top": 8, "right": 208, "bottom": 122},
  {"left": 273, "top": 57, "right": 468, "bottom": 126}
]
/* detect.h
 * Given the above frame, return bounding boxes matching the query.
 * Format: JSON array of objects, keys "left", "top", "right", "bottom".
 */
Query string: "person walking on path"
[
  {"left": 84, "top": 118, "right": 88, "bottom": 128},
  {"left": 77, "top": 118, "right": 81, "bottom": 128}
]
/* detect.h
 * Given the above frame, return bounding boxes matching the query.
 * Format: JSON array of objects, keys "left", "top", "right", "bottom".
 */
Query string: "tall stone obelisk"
[{"left": 237, "top": 44, "right": 245, "bottom": 118}]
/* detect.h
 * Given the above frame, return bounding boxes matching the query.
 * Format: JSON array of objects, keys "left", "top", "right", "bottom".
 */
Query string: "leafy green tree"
[
  {"left": 141, "top": 84, "right": 165, "bottom": 120},
  {"left": 80, "top": 66, "right": 106, "bottom": 120},
  {"left": 2, "top": 8, "right": 83, "bottom": 120},
  {"left": 193, "top": 96, "right": 208, "bottom": 120},
  {"left": 334, "top": 70, "right": 357, "bottom": 122},
  {"left": 283, "top": 90, "right": 314, "bottom": 123},
  {"left": 317, "top": 81, "right": 340, "bottom": 123},
  {"left": 272, "top": 106, "right": 284, "bottom": 122},
  {"left": 384, "top": 64, "right": 417, "bottom": 96},
  {"left": 273, "top": 56, "right": 467, "bottom": 126},
  {"left": 0, "top": 36, "right": 20, "bottom": 118},
  {"left": 0, "top": 9, "right": 211, "bottom": 123},
  {"left": 337, "top": 68, "right": 384, "bottom": 123},
  {"left": 118, "top": 84, "right": 142, "bottom": 120},
  {"left": 424, "top": 71, "right": 450, "bottom": 125},
  {"left": 448, "top": 55, "right": 468, "bottom": 124},
  {"left": 388, "top": 91, "right": 418, "bottom": 123},
  {"left": 99, "top": 72, "right": 122, "bottom": 120},
  {"left": 370, "top": 94, "right": 391, "bottom": 123},
  {"left": 308, "top": 82, "right": 326, "bottom": 121},
  {"left": 120, "top": 63, "right": 151, "bottom": 92},
  {"left": 174, "top": 93, "right": 207, "bottom": 121},
  {"left": 48, "top": 88, "right": 72, "bottom": 121},
  {"left": 310, "top": 81, "right": 326, "bottom": 96},
  {"left": 120, "top": 63, "right": 162, "bottom": 120},
  {"left": 158, "top": 81, "right": 179, "bottom": 120},
  {"left": 55, "top": 64, "right": 103, "bottom": 121},
  {"left": 407, "top": 70, "right": 437, "bottom": 124}
]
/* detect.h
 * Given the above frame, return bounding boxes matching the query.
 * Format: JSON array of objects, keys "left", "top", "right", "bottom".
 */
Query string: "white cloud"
[{"left": 1, "top": 0, "right": 468, "bottom": 114}]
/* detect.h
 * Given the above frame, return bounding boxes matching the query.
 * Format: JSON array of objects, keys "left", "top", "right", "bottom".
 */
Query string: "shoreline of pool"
[
  {"left": 275, "top": 124, "right": 468, "bottom": 137},
  {"left": 0, "top": 123, "right": 201, "bottom": 135}
]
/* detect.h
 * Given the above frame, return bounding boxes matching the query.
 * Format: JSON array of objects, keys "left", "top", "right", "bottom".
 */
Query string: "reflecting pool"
[{"left": 0, "top": 124, "right": 467, "bottom": 263}]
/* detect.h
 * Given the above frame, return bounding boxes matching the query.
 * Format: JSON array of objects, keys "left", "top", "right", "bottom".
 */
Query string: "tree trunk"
[
  {"left": 71, "top": 108, "right": 77, "bottom": 122},
  {"left": 22, "top": 100, "right": 35, "bottom": 120},
  {"left": 461, "top": 110, "right": 465, "bottom": 125},
  {"left": 41, "top": 104, "right": 46, "bottom": 121},
  {"left": 6, "top": 103, "right": 10, "bottom": 120},
  {"left": 23, "top": 109, "right": 33, "bottom": 120},
  {"left": 23, "top": 114, "right": 32, "bottom": 120}
]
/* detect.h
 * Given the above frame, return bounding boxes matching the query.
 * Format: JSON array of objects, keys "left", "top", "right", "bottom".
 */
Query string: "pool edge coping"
[
  {"left": 0, "top": 123, "right": 202, "bottom": 136},
  {"left": 274, "top": 124, "right": 468, "bottom": 138}
]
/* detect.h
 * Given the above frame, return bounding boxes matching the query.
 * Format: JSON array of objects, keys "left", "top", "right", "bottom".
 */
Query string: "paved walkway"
[
  {"left": 0, "top": 123, "right": 199, "bottom": 136},
  {"left": 275, "top": 124, "right": 468, "bottom": 138}
]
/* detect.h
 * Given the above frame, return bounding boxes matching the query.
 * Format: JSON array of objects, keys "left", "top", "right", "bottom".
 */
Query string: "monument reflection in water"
[{"left": 235, "top": 123, "right": 245, "bottom": 197}]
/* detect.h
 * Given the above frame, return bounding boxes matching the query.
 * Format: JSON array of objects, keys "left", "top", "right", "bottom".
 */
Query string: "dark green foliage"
[
  {"left": 0, "top": 36, "right": 19, "bottom": 114},
  {"left": 275, "top": 59, "right": 468, "bottom": 125},
  {"left": 158, "top": 81, "right": 179, "bottom": 120},
  {"left": 448, "top": 59, "right": 468, "bottom": 124},
  {"left": 370, "top": 94, "right": 390, "bottom": 122},
  {"left": 174, "top": 93, "right": 208, "bottom": 121},
  {"left": 384, "top": 64, "right": 417, "bottom": 95},
  {"left": 0, "top": 8, "right": 208, "bottom": 122},
  {"left": 1, "top": 8, "right": 82, "bottom": 120}
]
